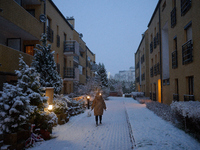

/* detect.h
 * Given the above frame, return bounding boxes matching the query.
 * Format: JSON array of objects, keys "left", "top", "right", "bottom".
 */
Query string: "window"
[
  {"left": 7, "top": 38, "right": 21, "bottom": 51},
  {"left": 46, "top": 17, "right": 53, "bottom": 43},
  {"left": 188, "top": 76, "right": 194, "bottom": 95},
  {"left": 79, "top": 65, "right": 83, "bottom": 75},
  {"left": 172, "top": 36, "right": 178, "bottom": 68},
  {"left": 175, "top": 79, "right": 179, "bottom": 94},
  {"left": 182, "top": 22, "right": 193, "bottom": 65},
  {"left": 25, "top": 45, "right": 34, "bottom": 56},
  {"left": 172, "top": 0, "right": 176, "bottom": 8},
  {"left": 26, "top": 9, "right": 35, "bottom": 17},
  {"left": 162, "top": 1, "right": 166, "bottom": 11},
  {"left": 181, "top": 0, "right": 192, "bottom": 16}
]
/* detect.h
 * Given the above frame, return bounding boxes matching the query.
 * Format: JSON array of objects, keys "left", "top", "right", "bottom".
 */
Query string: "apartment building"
[
  {"left": 0, "top": 0, "right": 96, "bottom": 94},
  {"left": 135, "top": 30, "right": 150, "bottom": 97},
  {"left": 86, "top": 46, "right": 96, "bottom": 79},
  {"left": 135, "top": 0, "right": 200, "bottom": 104}
]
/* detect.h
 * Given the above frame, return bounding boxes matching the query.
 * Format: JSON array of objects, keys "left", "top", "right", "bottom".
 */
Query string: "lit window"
[{"left": 25, "top": 46, "right": 34, "bottom": 56}]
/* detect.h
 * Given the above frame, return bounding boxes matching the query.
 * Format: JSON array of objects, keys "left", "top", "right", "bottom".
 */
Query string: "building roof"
[{"left": 48, "top": 0, "right": 74, "bottom": 30}]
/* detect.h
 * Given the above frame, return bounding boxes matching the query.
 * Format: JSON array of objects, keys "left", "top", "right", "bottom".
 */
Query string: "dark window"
[
  {"left": 171, "top": 7, "right": 176, "bottom": 28},
  {"left": 57, "top": 35, "right": 60, "bottom": 47},
  {"left": 181, "top": 0, "right": 192, "bottom": 16},
  {"left": 182, "top": 40, "right": 193, "bottom": 65},
  {"left": 150, "top": 42, "right": 153, "bottom": 53},
  {"left": 188, "top": 76, "right": 194, "bottom": 95},
  {"left": 26, "top": 9, "right": 35, "bottom": 17}
]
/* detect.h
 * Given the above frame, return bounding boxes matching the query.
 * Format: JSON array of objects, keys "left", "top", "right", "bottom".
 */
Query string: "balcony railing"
[
  {"left": 184, "top": 94, "right": 194, "bottom": 101},
  {"left": 173, "top": 94, "right": 179, "bottom": 102},
  {"left": 150, "top": 42, "right": 153, "bottom": 53},
  {"left": 47, "top": 26, "right": 54, "bottom": 43},
  {"left": 182, "top": 40, "right": 193, "bottom": 65},
  {"left": 64, "top": 40, "right": 79, "bottom": 56},
  {"left": 153, "top": 92, "right": 156, "bottom": 101},
  {"left": 63, "top": 67, "right": 75, "bottom": 78},
  {"left": 150, "top": 67, "right": 154, "bottom": 77},
  {"left": 172, "top": 50, "right": 178, "bottom": 69},
  {"left": 73, "top": 56, "right": 79, "bottom": 64},
  {"left": 171, "top": 7, "right": 176, "bottom": 28},
  {"left": 181, "top": 0, "right": 192, "bottom": 16}
]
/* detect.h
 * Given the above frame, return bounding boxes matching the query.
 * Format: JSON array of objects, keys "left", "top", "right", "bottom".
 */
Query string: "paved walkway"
[{"left": 31, "top": 97, "right": 200, "bottom": 150}]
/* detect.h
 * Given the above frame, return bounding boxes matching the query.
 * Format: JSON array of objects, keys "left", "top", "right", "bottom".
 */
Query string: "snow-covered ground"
[{"left": 30, "top": 97, "right": 200, "bottom": 150}]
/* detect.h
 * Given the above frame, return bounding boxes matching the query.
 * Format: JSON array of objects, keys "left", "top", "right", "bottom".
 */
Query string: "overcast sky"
[{"left": 52, "top": 0, "right": 158, "bottom": 76}]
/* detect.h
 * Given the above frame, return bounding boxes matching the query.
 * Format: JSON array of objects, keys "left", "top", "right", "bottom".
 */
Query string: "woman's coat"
[{"left": 91, "top": 95, "right": 106, "bottom": 116}]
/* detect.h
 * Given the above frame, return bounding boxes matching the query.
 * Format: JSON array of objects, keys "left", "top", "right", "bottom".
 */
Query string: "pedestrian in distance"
[{"left": 91, "top": 91, "right": 107, "bottom": 126}]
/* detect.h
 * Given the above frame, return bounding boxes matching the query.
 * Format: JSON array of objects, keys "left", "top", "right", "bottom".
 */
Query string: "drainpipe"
[{"left": 159, "top": 2, "right": 163, "bottom": 103}]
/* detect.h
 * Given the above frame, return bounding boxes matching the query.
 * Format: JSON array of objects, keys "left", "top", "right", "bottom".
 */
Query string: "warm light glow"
[
  {"left": 48, "top": 105, "right": 53, "bottom": 110},
  {"left": 158, "top": 79, "right": 161, "bottom": 103},
  {"left": 99, "top": 93, "right": 102, "bottom": 96},
  {"left": 87, "top": 96, "right": 90, "bottom": 99}
]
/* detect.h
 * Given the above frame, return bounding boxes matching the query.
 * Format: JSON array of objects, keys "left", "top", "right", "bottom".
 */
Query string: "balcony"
[
  {"left": 153, "top": 92, "right": 156, "bottom": 101},
  {"left": 150, "top": 42, "right": 153, "bottom": 53},
  {"left": 172, "top": 50, "right": 178, "bottom": 69},
  {"left": 63, "top": 67, "right": 80, "bottom": 81},
  {"left": 47, "top": 26, "right": 54, "bottom": 43},
  {"left": 184, "top": 94, "right": 194, "bottom": 101},
  {"left": 173, "top": 94, "right": 179, "bottom": 102},
  {"left": 150, "top": 67, "right": 154, "bottom": 77},
  {"left": 73, "top": 56, "right": 79, "bottom": 64},
  {"left": 0, "top": 0, "right": 42, "bottom": 40},
  {"left": 182, "top": 40, "right": 193, "bottom": 65},
  {"left": 141, "top": 73, "right": 145, "bottom": 81},
  {"left": 181, "top": 0, "right": 192, "bottom": 16},
  {"left": 64, "top": 41, "right": 80, "bottom": 56},
  {"left": 141, "top": 54, "right": 145, "bottom": 64},
  {"left": 91, "top": 63, "right": 98, "bottom": 72},
  {"left": 171, "top": 7, "right": 176, "bottom": 28}
]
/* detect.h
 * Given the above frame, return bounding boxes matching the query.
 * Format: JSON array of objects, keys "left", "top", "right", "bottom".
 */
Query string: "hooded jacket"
[{"left": 91, "top": 95, "right": 106, "bottom": 116}]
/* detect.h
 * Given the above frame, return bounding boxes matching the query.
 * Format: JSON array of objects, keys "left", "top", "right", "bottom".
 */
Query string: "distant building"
[{"left": 114, "top": 67, "right": 135, "bottom": 82}]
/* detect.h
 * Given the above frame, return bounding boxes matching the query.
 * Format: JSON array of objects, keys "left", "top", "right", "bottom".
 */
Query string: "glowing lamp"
[
  {"left": 87, "top": 96, "right": 90, "bottom": 100},
  {"left": 48, "top": 105, "right": 53, "bottom": 110},
  {"left": 99, "top": 93, "right": 102, "bottom": 96}
]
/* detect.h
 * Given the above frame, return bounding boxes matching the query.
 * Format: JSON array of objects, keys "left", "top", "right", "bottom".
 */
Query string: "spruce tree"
[
  {"left": 32, "top": 34, "right": 63, "bottom": 94},
  {"left": 97, "top": 63, "right": 108, "bottom": 87}
]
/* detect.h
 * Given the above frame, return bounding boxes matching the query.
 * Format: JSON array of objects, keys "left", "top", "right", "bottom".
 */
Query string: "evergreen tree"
[
  {"left": 32, "top": 34, "right": 63, "bottom": 94},
  {"left": 97, "top": 63, "right": 108, "bottom": 87},
  {"left": 16, "top": 55, "right": 47, "bottom": 109},
  {"left": 0, "top": 83, "right": 29, "bottom": 133}
]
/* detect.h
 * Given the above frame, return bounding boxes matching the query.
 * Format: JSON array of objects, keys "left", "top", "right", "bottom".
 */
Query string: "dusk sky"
[{"left": 52, "top": 0, "right": 158, "bottom": 76}]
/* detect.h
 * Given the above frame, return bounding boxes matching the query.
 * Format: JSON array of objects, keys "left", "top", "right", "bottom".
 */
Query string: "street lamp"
[{"left": 87, "top": 95, "right": 90, "bottom": 109}]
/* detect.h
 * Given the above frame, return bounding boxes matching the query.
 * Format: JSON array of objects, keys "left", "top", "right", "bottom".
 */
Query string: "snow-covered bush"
[
  {"left": 0, "top": 83, "right": 30, "bottom": 133},
  {"left": 34, "top": 111, "right": 58, "bottom": 133},
  {"left": 53, "top": 98, "right": 68, "bottom": 114},
  {"left": 131, "top": 92, "right": 144, "bottom": 99},
  {"left": 171, "top": 101, "right": 200, "bottom": 133},
  {"left": 32, "top": 34, "right": 63, "bottom": 94}
]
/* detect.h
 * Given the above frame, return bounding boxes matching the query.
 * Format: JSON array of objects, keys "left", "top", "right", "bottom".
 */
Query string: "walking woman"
[{"left": 91, "top": 91, "right": 107, "bottom": 126}]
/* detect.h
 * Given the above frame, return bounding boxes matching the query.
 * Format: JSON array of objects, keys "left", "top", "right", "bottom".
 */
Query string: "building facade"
[
  {"left": 0, "top": 0, "right": 96, "bottom": 94},
  {"left": 114, "top": 67, "right": 135, "bottom": 82},
  {"left": 135, "top": 0, "right": 200, "bottom": 104},
  {"left": 135, "top": 30, "right": 150, "bottom": 97}
]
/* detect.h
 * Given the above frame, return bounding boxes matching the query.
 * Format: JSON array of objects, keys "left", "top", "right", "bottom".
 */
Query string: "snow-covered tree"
[
  {"left": 0, "top": 83, "right": 30, "bottom": 133},
  {"left": 96, "top": 63, "right": 108, "bottom": 87},
  {"left": 32, "top": 34, "right": 63, "bottom": 94},
  {"left": 16, "top": 55, "right": 46, "bottom": 109}
]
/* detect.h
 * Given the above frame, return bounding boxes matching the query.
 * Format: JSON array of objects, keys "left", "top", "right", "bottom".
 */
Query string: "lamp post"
[
  {"left": 87, "top": 95, "right": 90, "bottom": 109},
  {"left": 45, "top": 87, "right": 54, "bottom": 111}
]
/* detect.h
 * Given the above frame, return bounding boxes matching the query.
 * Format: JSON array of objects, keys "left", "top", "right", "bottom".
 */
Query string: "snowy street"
[{"left": 30, "top": 97, "right": 200, "bottom": 150}]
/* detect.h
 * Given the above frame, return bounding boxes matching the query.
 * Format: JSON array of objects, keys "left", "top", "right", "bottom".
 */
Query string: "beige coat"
[{"left": 91, "top": 95, "right": 106, "bottom": 116}]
